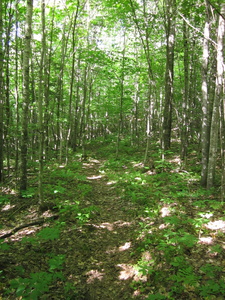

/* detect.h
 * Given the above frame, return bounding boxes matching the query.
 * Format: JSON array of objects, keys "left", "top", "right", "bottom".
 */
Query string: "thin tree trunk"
[
  {"left": 15, "top": 0, "right": 20, "bottom": 179},
  {"left": 207, "top": 4, "right": 225, "bottom": 188},
  {"left": 181, "top": 20, "right": 189, "bottom": 163},
  {"left": 0, "top": 0, "right": 4, "bottom": 182},
  {"left": 201, "top": 2, "right": 211, "bottom": 187},
  {"left": 38, "top": 0, "right": 46, "bottom": 204},
  {"left": 162, "top": 0, "right": 176, "bottom": 151},
  {"left": 4, "top": 1, "right": 13, "bottom": 178},
  {"left": 20, "top": 0, "right": 33, "bottom": 192},
  {"left": 66, "top": 3, "right": 80, "bottom": 163},
  {"left": 116, "top": 30, "right": 126, "bottom": 159}
]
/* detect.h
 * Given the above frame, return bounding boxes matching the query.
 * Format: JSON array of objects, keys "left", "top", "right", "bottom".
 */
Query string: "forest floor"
[{"left": 1, "top": 140, "right": 225, "bottom": 299}]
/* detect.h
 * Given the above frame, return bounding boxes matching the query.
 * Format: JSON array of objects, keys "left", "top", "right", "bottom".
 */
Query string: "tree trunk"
[
  {"left": 180, "top": 20, "right": 189, "bottom": 163},
  {"left": 0, "top": 0, "right": 3, "bottom": 182},
  {"left": 15, "top": 1, "right": 20, "bottom": 179},
  {"left": 38, "top": 0, "right": 46, "bottom": 204},
  {"left": 20, "top": 0, "right": 33, "bottom": 192},
  {"left": 207, "top": 3, "right": 225, "bottom": 189},
  {"left": 201, "top": 2, "right": 211, "bottom": 187},
  {"left": 116, "top": 30, "right": 126, "bottom": 159},
  {"left": 162, "top": 0, "right": 176, "bottom": 151},
  {"left": 66, "top": 3, "right": 80, "bottom": 163}
]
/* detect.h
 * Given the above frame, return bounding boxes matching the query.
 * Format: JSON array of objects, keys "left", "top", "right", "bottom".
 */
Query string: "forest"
[{"left": 0, "top": 0, "right": 225, "bottom": 299}]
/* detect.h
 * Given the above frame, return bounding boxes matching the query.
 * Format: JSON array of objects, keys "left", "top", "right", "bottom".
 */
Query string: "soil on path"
[{"left": 57, "top": 158, "right": 141, "bottom": 299}]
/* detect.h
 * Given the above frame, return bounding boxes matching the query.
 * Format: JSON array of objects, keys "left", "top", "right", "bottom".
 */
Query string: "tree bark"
[
  {"left": 0, "top": 0, "right": 4, "bottom": 182},
  {"left": 207, "top": 3, "right": 225, "bottom": 189},
  {"left": 162, "top": 0, "right": 176, "bottom": 151},
  {"left": 20, "top": 0, "right": 33, "bottom": 192},
  {"left": 201, "top": 2, "right": 211, "bottom": 187},
  {"left": 37, "top": 0, "right": 46, "bottom": 203},
  {"left": 180, "top": 20, "right": 189, "bottom": 163}
]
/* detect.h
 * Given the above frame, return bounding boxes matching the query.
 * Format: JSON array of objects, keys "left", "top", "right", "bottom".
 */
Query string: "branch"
[
  {"left": 178, "top": 12, "right": 218, "bottom": 48},
  {"left": 207, "top": 0, "right": 225, "bottom": 21},
  {"left": 0, "top": 215, "right": 59, "bottom": 239}
]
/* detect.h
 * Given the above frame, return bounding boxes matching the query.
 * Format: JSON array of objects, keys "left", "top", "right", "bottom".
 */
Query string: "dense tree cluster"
[{"left": 0, "top": 0, "right": 224, "bottom": 197}]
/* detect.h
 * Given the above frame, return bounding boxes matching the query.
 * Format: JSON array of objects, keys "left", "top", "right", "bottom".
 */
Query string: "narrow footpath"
[{"left": 59, "top": 158, "right": 141, "bottom": 300}]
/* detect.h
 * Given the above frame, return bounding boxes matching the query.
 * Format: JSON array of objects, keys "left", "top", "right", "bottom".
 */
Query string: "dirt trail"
[{"left": 61, "top": 158, "right": 140, "bottom": 300}]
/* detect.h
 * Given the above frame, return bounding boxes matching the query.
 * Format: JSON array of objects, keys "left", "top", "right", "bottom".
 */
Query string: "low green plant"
[
  {"left": 21, "top": 188, "right": 35, "bottom": 198},
  {"left": 8, "top": 254, "right": 67, "bottom": 299},
  {"left": 58, "top": 201, "right": 98, "bottom": 225},
  {"left": 37, "top": 226, "right": 61, "bottom": 241},
  {"left": 0, "top": 195, "right": 9, "bottom": 205}
]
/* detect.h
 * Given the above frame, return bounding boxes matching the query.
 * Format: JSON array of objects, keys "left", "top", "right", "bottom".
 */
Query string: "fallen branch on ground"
[{"left": 0, "top": 214, "right": 59, "bottom": 240}]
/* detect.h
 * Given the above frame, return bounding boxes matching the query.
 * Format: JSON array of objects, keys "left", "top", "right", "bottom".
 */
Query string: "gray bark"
[
  {"left": 207, "top": 4, "right": 225, "bottom": 188},
  {"left": 20, "top": 0, "right": 33, "bottom": 192}
]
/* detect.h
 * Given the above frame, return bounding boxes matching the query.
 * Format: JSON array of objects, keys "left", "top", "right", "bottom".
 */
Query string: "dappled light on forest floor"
[
  {"left": 87, "top": 175, "right": 103, "bottom": 180},
  {"left": 205, "top": 220, "right": 225, "bottom": 231},
  {"left": 1, "top": 203, "right": 15, "bottom": 211},
  {"left": 117, "top": 264, "right": 139, "bottom": 281},
  {"left": 198, "top": 236, "right": 213, "bottom": 244},
  {"left": 87, "top": 220, "right": 133, "bottom": 231},
  {"left": 86, "top": 269, "right": 105, "bottom": 283},
  {"left": 119, "top": 242, "right": 131, "bottom": 251},
  {"left": 1, "top": 149, "right": 225, "bottom": 299}
]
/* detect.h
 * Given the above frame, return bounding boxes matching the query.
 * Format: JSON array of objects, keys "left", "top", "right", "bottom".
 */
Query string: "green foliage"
[
  {"left": 147, "top": 294, "right": 167, "bottom": 300},
  {"left": 37, "top": 226, "right": 61, "bottom": 241},
  {"left": 58, "top": 200, "right": 98, "bottom": 225},
  {"left": 0, "top": 242, "right": 11, "bottom": 251},
  {"left": 0, "top": 195, "right": 9, "bottom": 204},
  {"left": 8, "top": 254, "right": 67, "bottom": 299},
  {"left": 155, "top": 159, "right": 173, "bottom": 173},
  {"left": 21, "top": 188, "right": 35, "bottom": 198},
  {"left": 9, "top": 271, "right": 55, "bottom": 299},
  {"left": 133, "top": 173, "right": 224, "bottom": 299}
]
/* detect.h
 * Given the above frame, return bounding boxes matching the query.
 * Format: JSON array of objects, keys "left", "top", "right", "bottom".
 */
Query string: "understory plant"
[
  {"left": 7, "top": 254, "right": 77, "bottom": 299},
  {"left": 130, "top": 165, "right": 225, "bottom": 299}
]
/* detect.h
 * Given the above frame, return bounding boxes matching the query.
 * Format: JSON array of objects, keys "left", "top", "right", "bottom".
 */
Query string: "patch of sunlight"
[
  {"left": 135, "top": 177, "right": 142, "bottom": 181},
  {"left": 86, "top": 269, "right": 105, "bottom": 283},
  {"left": 92, "top": 220, "right": 133, "bottom": 232},
  {"left": 1, "top": 204, "right": 15, "bottom": 211},
  {"left": 160, "top": 206, "right": 171, "bottom": 217},
  {"left": 199, "top": 212, "right": 213, "bottom": 219},
  {"left": 132, "top": 162, "right": 144, "bottom": 168},
  {"left": 114, "top": 220, "right": 133, "bottom": 228},
  {"left": 99, "top": 222, "right": 114, "bottom": 231},
  {"left": 87, "top": 175, "right": 103, "bottom": 180},
  {"left": 169, "top": 156, "right": 181, "bottom": 165},
  {"left": 117, "top": 264, "right": 137, "bottom": 280},
  {"left": 106, "top": 242, "right": 131, "bottom": 254},
  {"left": 1, "top": 187, "right": 16, "bottom": 194},
  {"left": 90, "top": 159, "right": 100, "bottom": 164},
  {"left": 10, "top": 228, "right": 37, "bottom": 241},
  {"left": 159, "top": 223, "right": 168, "bottom": 229},
  {"left": 198, "top": 236, "right": 214, "bottom": 244},
  {"left": 59, "top": 165, "right": 65, "bottom": 168},
  {"left": 205, "top": 220, "right": 225, "bottom": 231},
  {"left": 119, "top": 242, "right": 131, "bottom": 252},
  {"left": 107, "top": 180, "right": 117, "bottom": 185},
  {"left": 117, "top": 263, "right": 147, "bottom": 282}
]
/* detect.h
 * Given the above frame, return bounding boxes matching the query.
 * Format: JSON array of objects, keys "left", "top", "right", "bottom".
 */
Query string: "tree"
[
  {"left": 207, "top": 3, "right": 225, "bottom": 189},
  {"left": 20, "top": 0, "right": 33, "bottom": 192},
  {"left": 201, "top": 0, "right": 211, "bottom": 187},
  {"left": 0, "top": 0, "right": 4, "bottom": 182},
  {"left": 37, "top": 0, "right": 46, "bottom": 203},
  {"left": 162, "top": 0, "right": 176, "bottom": 151}
]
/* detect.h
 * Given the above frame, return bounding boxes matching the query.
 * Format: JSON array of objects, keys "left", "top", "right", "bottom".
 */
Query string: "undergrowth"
[
  {"left": 1, "top": 139, "right": 225, "bottom": 299},
  {"left": 0, "top": 155, "right": 96, "bottom": 299}
]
